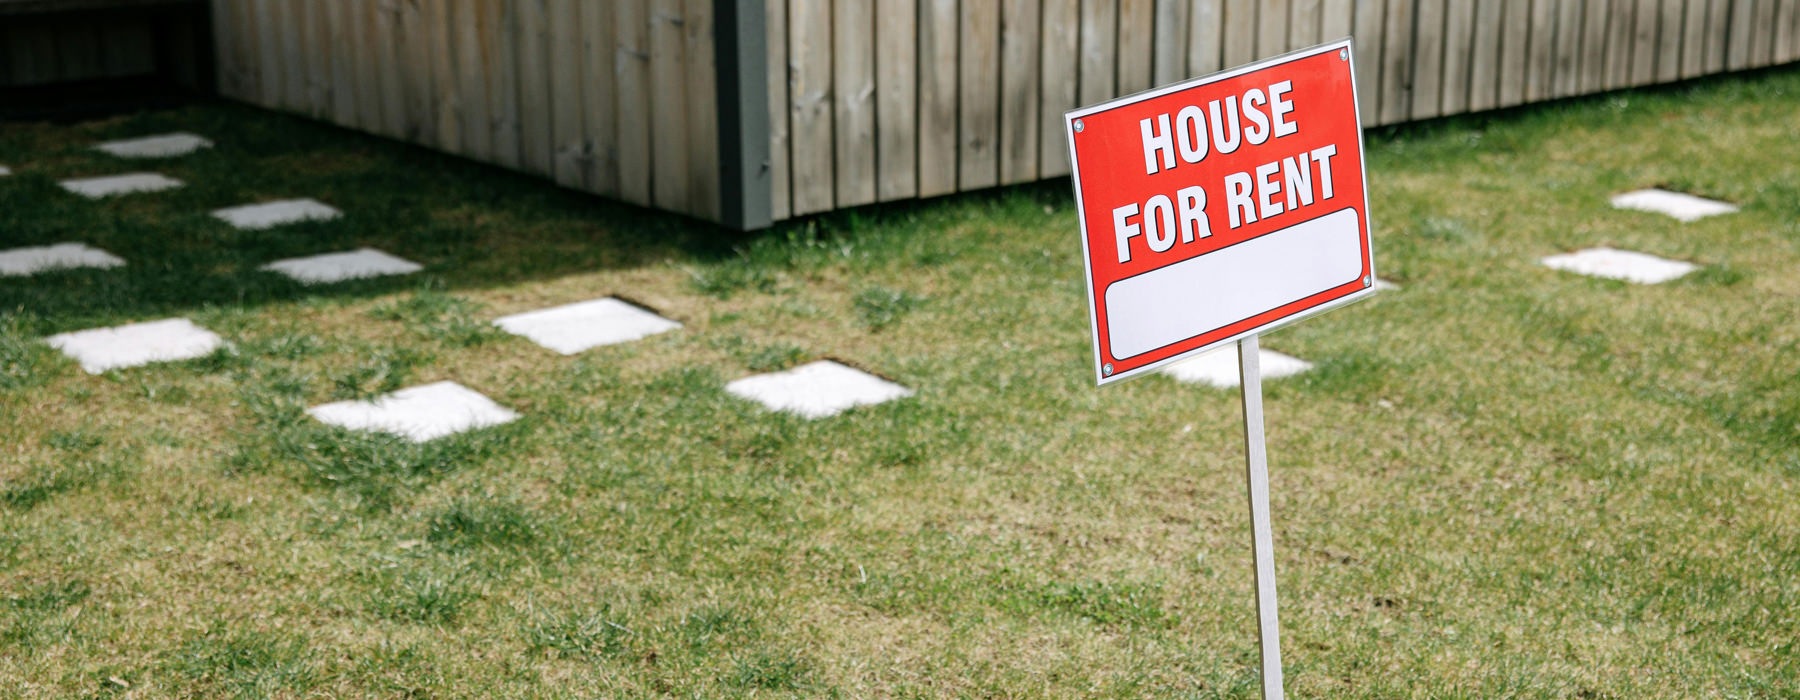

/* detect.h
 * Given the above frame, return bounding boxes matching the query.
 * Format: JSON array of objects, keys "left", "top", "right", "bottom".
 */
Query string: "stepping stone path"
[
  {"left": 45, "top": 318, "right": 223, "bottom": 374},
  {"left": 307, "top": 381, "right": 520, "bottom": 442},
  {"left": 0, "top": 165, "right": 11, "bottom": 176},
  {"left": 494, "top": 297, "right": 681, "bottom": 355},
  {"left": 726, "top": 360, "right": 913, "bottom": 419},
  {"left": 1610, "top": 188, "right": 1738, "bottom": 222},
  {"left": 260, "top": 247, "right": 422, "bottom": 284},
  {"left": 212, "top": 198, "right": 342, "bottom": 230},
  {"left": 59, "top": 172, "right": 183, "bottom": 198},
  {"left": 1541, "top": 246, "right": 1697, "bottom": 284},
  {"left": 0, "top": 243, "right": 124, "bottom": 277},
  {"left": 94, "top": 132, "right": 213, "bottom": 159},
  {"left": 1165, "top": 345, "right": 1313, "bottom": 389}
]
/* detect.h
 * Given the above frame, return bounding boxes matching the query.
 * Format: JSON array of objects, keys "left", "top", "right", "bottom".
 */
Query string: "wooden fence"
[
  {"left": 207, "top": 1, "right": 1800, "bottom": 230},
  {"left": 1, "top": 2, "right": 209, "bottom": 90}
]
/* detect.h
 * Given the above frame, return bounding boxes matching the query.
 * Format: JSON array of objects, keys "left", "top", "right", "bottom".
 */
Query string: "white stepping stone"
[
  {"left": 0, "top": 243, "right": 125, "bottom": 277},
  {"left": 259, "top": 247, "right": 422, "bottom": 284},
  {"left": 1373, "top": 278, "right": 1399, "bottom": 291},
  {"left": 93, "top": 132, "right": 212, "bottom": 159},
  {"left": 1610, "top": 188, "right": 1738, "bottom": 222},
  {"left": 212, "top": 198, "right": 342, "bottom": 230},
  {"left": 1165, "top": 345, "right": 1313, "bottom": 389},
  {"left": 493, "top": 297, "right": 681, "bottom": 355},
  {"left": 59, "top": 172, "right": 183, "bottom": 198},
  {"left": 726, "top": 360, "right": 913, "bottom": 420},
  {"left": 1541, "top": 246, "right": 1697, "bottom": 284},
  {"left": 0, "top": 165, "right": 11, "bottom": 176},
  {"left": 45, "top": 318, "right": 223, "bottom": 374},
  {"left": 307, "top": 381, "right": 520, "bottom": 443}
]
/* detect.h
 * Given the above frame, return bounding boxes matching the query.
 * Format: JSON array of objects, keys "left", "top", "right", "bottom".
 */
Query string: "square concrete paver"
[
  {"left": 59, "top": 172, "right": 183, "bottom": 198},
  {"left": 1542, "top": 246, "right": 1697, "bottom": 284},
  {"left": 0, "top": 165, "right": 11, "bottom": 176},
  {"left": 307, "top": 381, "right": 520, "bottom": 443},
  {"left": 494, "top": 297, "right": 681, "bottom": 355},
  {"left": 726, "top": 360, "right": 913, "bottom": 419},
  {"left": 213, "top": 198, "right": 342, "bottom": 230},
  {"left": 94, "top": 132, "right": 213, "bottom": 159},
  {"left": 45, "top": 318, "right": 223, "bottom": 374},
  {"left": 1610, "top": 189, "right": 1738, "bottom": 222},
  {"left": 0, "top": 243, "right": 125, "bottom": 277},
  {"left": 260, "top": 248, "right": 422, "bottom": 284},
  {"left": 1165, "top": 345, "right": 1314, "bottom": 388}
]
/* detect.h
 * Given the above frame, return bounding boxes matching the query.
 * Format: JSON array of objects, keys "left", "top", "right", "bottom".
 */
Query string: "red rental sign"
[{"left": 1067, "top": 40, "right": 1374, "bottom": 385}]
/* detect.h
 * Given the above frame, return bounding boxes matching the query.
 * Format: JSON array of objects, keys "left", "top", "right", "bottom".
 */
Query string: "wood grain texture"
[
  {"left": 1525, "top": 0, "right": 1555, "bottom": 101},
  {"left": 1189, "top": 0, "right": 1224, "bottom": 75},
  {"left": 1153, "top": 0, "right": 1192, "bottom": 85},
  {"left": 580, "top": 0, "right": 616, "bottom": 195},
  {"left": 1655, "top": 0, "right": 1682, "bottom": 81},
  {"left": 1629, "top": 0, "right": 1658, "bottom": 85},
  {"left": 767, "top": 0, "right": 791, "bottom": 218},
  {"left": 875, "top": 0, "right": 918, "bottom": 200},
  {"left": 614, "top": 0, "right": 651, "bottom": 205},
  {"left": 1352, "top": 0, "right": 1385, "bottom": 124},
  {"left": 516, "top": 0, "right": 553, "bottom": 176},
  {"left": 1258, "top": 0, "right": 1291, "bottom": 59},
  {"left": 959, "top": 0, "right": 1001, "bottom": 190},
  {"left": 788, "top": 0, "right": 833, "bottom": 213},
  {"left": 1441, "top": 0, "right": 1475, "bottom": 113},
  {"left": 682, "top": 0, "right": 719, "bottom": 219},
  {"left": 1412, "top": 0, "right": 1446, "bottom": 120},
  {"left": 1379, "top": 0, "right": 1414, "bottom": 123},
  {"left": 456, "top": 0, "right": 492, "bottom": 162},
  {"left": 1222, "top": 0, "right": 1256, "bottom": 68},
  {"left": 1499, "top": 0, "right": 1532, "bottom": 106},
  {"left": 549, "top": 0, "right": 585, "bottom": 187},
  {"left": 1080, "top": 0, "right": 1119, "bottom": 103},
  {"left": 834, "top": 0, "right": 877, "bottom": 206},
  {"left": 1041, "top": 0, "right": 1080, "bottom": 178},
  {"left": 1117, "top": 0, "right": 1155, "bottom": 93},
  {"left": 1551, "top": 0, "right": 1585, "bottom": 97},
  {"left": 918, "top": 0, "right": 958, "bottom": 197},
  {"left": 1581, "top": 0, "right": 1612, "bottom": 91},
  {"left": 1000, "top": 0, "right": 1041, "bottom": 184}
]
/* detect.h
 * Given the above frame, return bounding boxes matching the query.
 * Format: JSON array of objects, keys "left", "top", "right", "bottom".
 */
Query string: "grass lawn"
[{"left": 2, "top": 63, "right": 1798, "bottom": 698}]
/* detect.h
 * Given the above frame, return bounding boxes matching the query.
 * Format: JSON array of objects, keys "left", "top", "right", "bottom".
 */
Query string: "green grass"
[{"left": 1, "top": 65, "right": 1799, "bottom": 697}]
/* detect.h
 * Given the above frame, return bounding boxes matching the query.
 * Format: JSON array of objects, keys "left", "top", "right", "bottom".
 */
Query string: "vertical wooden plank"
[
  {"left": 323, "top": 1, "right": 354, "bottom": 127},
  {"left": 252, "top": 0, "right": 281, "bottom": 106},
  {"left": 1778, "top": 0, "right": 1799, "bottom": 62},
  {"left": 1042, "top": 0, "right": 1080, "bottom": 178},
  {"left": 1498, "top": 0, "right": 1531, "bottom": 107},
  {"left": 1257, "top": 0, "right": 1290, "bottom": 59},
  {"left": 1000, "top": 0, "right": 1041, "bottom": 184},
  {"left": 307, "top": 0, "right": 334, "bottom": 117},
  {"left": 1630, "top": 0, "right": 1658, "bottom": 85},
  {"left": 877, "top": 0, "right": 919, "bottom": 200},
  {"left": 788, "top": 0, "right": 833, "bottom": 213},
  {"left": 683, "top": 0, "right": 719, "bottom": 220},
  {"left": 960, "top": 0, "right": 1001, "bottom": 190},
  {"left": 1525, "top": 0, "right": 1555, "bottom": 101},
  {"left": 1080, "top": 0, "right": 1119, "bottom": 104},
  {"left": 232, "top": 0, "right": 264, "bottom": 100},
  {"left": 1606, "top": 0, "right": 1637, "bottom": 87},
  {"left": 1411, "top": 0, "right": 1446, "bottom": 120},
  {"left": 517, "top": 0, "right": 552, "bottom": 175},
  {"left": 1222, "top": 0, "right": 1257, "bottom": 68},
  {"left": 1682, "top": 0, "right": 1709, "bottom": 75},
  {"left": 208, "top": 1, "right": 240, "bottom": 95},
  {"left": 1118, "top": 0, "right": 1155, "bottom": 93},
  {"left": 1153, "top": 0, "right": 1191, "bottom": 85},
  {"left": 278, "top": 0, "right": 306, "bottom": 111},
  {"left": 488, "top": 0, "right": 523, "bottom": 169},
  {"left": 549, "top": 0, "right": 586, "bottom": 187},
  {"left": 614, "top": 0, "right": 651, "bottom": 206},
  {"left": 456, "top": 0, "right": 492, "bottom": 162},
  {"left": 100, "top": 21, "right": 152, "bottom": 78},
  {"left": 580, "top": 0, "right": 615, "bottom": 195},
  {"left": 1469, "top": 0, "right": 1503, "bottom": 111},
  {"left": 1581, "top": 0, "right": 1611, "bottom": 91},
  {"left": 1655, "top": 0, "right": 1683, "bottom": 81},
  {"left": 1189, "top": 0, "right": 1224, "bottom": 75},
  {"left": 428, "top": 0, "right": 462, "bottom": 153},
  {"left": 1751, "top": 0, "right": 1778, "bottom": 65},
  {"left": 648, "top": 0, "right": 691, "bottom": 211},
  {"left": 1321, "top": 0, "right": 1354, "bottom": 39},
  {"left": 352, "top": 0, "right": 382, "bottom": 134},
  {"left": 1380, "top": 0, "right": 1414, "bottom": 123},
  {"left": 1441, "top": 0, "right": 1475, "bottom": 114},
  {"left": 375, "top": 0, "right": 407, "bottom": 138},
  {"left": 1552, "top": 0, "right": 1585, "bottom": 97},
  {"left": 1704, "top": 0, "right": 1730, "bottom": 73},
  {"left": 918, "top": 0, "right": 958, "bottom": 197},
  {"left": 56, "top": 24, "right": 101, "bottom": 82},
  {"left": 767, "top": 0, "right": 791, "bottom": 218},
  {"left": 835, "top": 0, "right": 877, "bottom": 206},
  {"left": 1290, "top": 0, "right": 1323, "bottom": 50},
  {"left": 1352, "top": 0, "right": 1385, "bottom": 124}
]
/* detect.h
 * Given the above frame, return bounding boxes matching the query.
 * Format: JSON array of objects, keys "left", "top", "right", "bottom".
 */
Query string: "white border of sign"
[{"left": 1065, "top": 38, "right": 1375, "bottom": 386}]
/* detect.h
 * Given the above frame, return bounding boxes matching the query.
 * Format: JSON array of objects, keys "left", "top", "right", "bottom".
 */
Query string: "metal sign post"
[{"left": 1237, "top": 334, "right": 1284, "bottom": 700}]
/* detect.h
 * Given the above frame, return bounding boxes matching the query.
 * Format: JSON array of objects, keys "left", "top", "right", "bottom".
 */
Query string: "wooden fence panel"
[
  {"left": 1725, "top": 0, "right": 1750, "bottom": 70},
  {"left": 1118, "top": 0, "right": 1155, "bottom": 94},
  {"left": 1080, "top": 0, "right": 1119, "bottom": 105},
  {"left": 456, "top": 0, "right": 492, "bottom": 163},
  {"left": 1605, "top": 0, "right": 1636, "bottom": 88},
  {"left": 834, "top": 0, "right": 877, "bottom": 207},
  {"left": 1442, "top": 0, "right": 1475, "bottom": 113},
  {"left": 578, "top": 0, "right": 614, "bottom": 195},
  {"left": 1753, "top": 0, "right": 1780, "bottom": 65},
  {"left": 548, "top": 0, "right": 584, "bottom": 186},
  {"left": 1653, "top": 0, "right": 1681, "bottom": 82},
  {"left": 1000, "top": 0, "right": 1042, "bottom": 185},
  {"left": 1380, "top": 0, "right": 1414, "bottom": 123},
  {"left": 1042, "top": 0, "right": 1081, "bottom": 178},
  {"left": 1153, "top": 0, "right": 1192, "bottom": 85},
  {"left": 1682, "top": 0, "right": 1709, "bottom": 75},
  {"left": 1629, "top": 0, "right": 1658, "bottom": 86},
  {"left": 1352, "top": 0, "right": 1385, "bottom": 124},
  {"left": 1258, "top": 0, "right": 1291, "bottom": 61},
  {"left": 1526, "top": 0, "right": 1555, "bottom": 102},
  {"left": 1580, "top": 0, "right": 1612, "bottom": 91},
  {"left": 1223, "top": 0, "right": 1257, "bottom": 68},
  {"left": 490, "top": 0, "right": 524, "bottom": 170},
  {"left": 1499, "top": 0, "right": 1532, "bottom": 107},
  {"left": 517, "top": 0, "right": 553, "bottom": 176},
  {"left": 767, "top": 0, "right": 791, "bottom": 218},
  {"left": 918, "top": 0, "right": 958, "bottom": 198},
  {"left": 682, "top": 0, "right": 719, "bottom": 220},
  {"left": 787, "top": 0, "right": 832, "bottom": 214},
  {"left": 1412, "top": 0, "right": 1447, "bottom": 120},
  {"left": 1291, "top": 0, "right": 1324, "bottom": 49},
  {"left": 1189, "top": 0, "right": 1224, "bottom": 76},
  {"left": 876, "top": 0, "right": 918, "bottom": 201},
  {"left": 1551, "top": 0, "right": 1583, "bottom": 97},
  {"left": 959, "top": 0, "right": 1001, "bottom": 190}
]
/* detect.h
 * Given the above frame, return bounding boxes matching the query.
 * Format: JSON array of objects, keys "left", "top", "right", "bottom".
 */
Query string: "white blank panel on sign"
[{"left": 1104, "top": 208, "right": 1363, "bottom": 360}]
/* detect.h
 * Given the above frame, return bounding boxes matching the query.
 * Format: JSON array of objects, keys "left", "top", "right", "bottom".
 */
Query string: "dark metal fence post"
[{"left": 715, "top": 0, "right": 773, "bottom": 231}]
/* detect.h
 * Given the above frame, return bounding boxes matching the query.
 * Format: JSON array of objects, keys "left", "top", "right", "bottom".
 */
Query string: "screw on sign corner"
[
  {"left": 1102, "top": 363, "right": 1113, "bottom": 377},
  {"left": 1074, "top": 119, "right": 1085, "bottom": 133}
]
